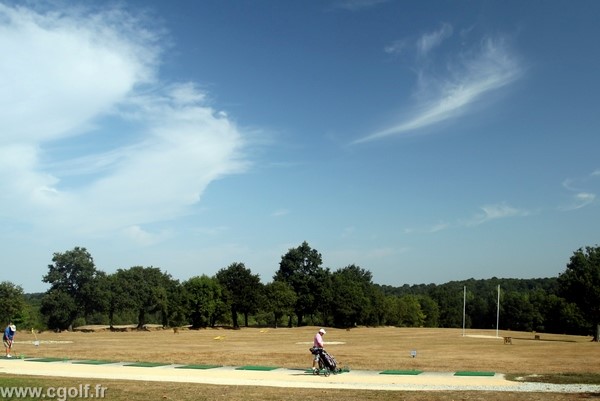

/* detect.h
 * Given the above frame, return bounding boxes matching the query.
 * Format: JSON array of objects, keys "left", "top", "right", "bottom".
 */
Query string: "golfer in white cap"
[
  {"left": 312, "top": 328, "right": 326, "bottom": 372},
  {"left": 3, "top": 323, "right": 16, "bottom": 358}
]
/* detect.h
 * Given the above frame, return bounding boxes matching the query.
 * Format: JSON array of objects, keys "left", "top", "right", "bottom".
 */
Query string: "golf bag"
[
  {"left": 309, "top": 347, "right": 340, "bottom": 375},
  {"left": 319, "top": 349, "right": 338, "bottom": 371}
]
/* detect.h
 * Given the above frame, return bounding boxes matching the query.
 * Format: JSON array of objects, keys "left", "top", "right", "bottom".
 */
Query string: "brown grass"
[
  {"left": 4, "top": 326, "right": 600, "bottom": 401},
  {"left": 13, "top": 326, "right": 600, "bottom": 374}
]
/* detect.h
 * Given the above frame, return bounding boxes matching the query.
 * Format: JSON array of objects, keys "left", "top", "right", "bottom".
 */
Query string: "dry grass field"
[
  {"left": 11, "top": 325, "right": 600, "bottom": 373},
  {"left": 3, "top": 326, "right": 600, "bottom": 400}
]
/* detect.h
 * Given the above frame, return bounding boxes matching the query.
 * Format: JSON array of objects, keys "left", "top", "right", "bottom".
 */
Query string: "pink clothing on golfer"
[{"left": 313, "top": 332, "right": 324, "bottom": 348}]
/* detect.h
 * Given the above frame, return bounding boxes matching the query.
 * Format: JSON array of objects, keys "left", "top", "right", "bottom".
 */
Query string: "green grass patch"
[
  {"left": 454, "top": 371, "right": 495, "bottom": 376},
  {"left": 235, "top": 365, "right": 278, "bottom": 371},
  {"left": 175, "top": 364, "right": 221, "bottom": 370},
  {"left": 124, "top": 362, "right": 171, "bottom": 367},
  {"left": 72, "top": 360, "right": 116, "bottom": 365},
  {"left": 380, "top": 369, "right": 423, "bottom": 375},
  {"left": 25, "top": 357, "right": 67, "bottom": 362}
]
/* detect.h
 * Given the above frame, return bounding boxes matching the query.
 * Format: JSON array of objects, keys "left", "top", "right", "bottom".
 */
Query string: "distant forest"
[{"left": 2, "top": 242, "right": 599, "bottom": 339}]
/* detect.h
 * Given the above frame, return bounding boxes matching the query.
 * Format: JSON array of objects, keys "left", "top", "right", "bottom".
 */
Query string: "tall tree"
[
  {"left": 183, "top": 275, "right": 223, "bottom": 329},
  {"left": 273, "top": 241, "right": 327, "bottom": 326},
  {"left": 397, "top": 294, "right": 426, "bottom": 327},
  {"left": 165, "top": 279, "right": 187, "bottom": 328},
  {"left": 40, "top": 289, "right": 78, "bottom": 331},
  {"left": 264, "top": 281, "right": 296, "bottom": 328},
  {"left": 104, "top": 273, "right": 133, "bottom": 328},
  {"left": 330, "top": 265, "right": 373, "bottom": 328},
  {"left": 365, "top": 286, "right": 387, "bottom": 326},
  {"left": 114, "top": 266, "right": 172, "bottom": 329},
  {"left": 0, "top": 281, "right": 26, "bottom": 326},
  {"left": 417, "top": 295, "right": 440, "bottom": 328},
  {"left": 428, "top": 283, "right": 464, "bottom": 328},
  {"left": 41, "top": 247, "right": 104, "bottom": 329},
  {"left": 216, "top": 262, "right": 262, "bottom": 328},
  {"left": 541, "top": 294, "right": 587, "bottom": 335},
  {"left": 500, "top": 291, "right": 541, "bottom": 332},
  {"left": 558, "top": 245, "right": 600, "bottom": 340}
]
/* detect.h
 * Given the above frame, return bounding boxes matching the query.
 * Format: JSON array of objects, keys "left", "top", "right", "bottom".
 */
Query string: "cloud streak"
[
  {"left": 417, "top": 23, "right": 453, "bottom": 57},
  {"left": 465, "top": 203, "right": 529, "bottom": 226},
  {"left": 560, "top": 170, "right": 599, "bottom": 211},
  {"left": 353, "top": 29, "right": 522, "bottom": 144},
  {"left": 333, "top": 0, "right": 389, "bottom": 11},
  {"left": 0, "top": 4, "right": 249, "bottom": 240}
]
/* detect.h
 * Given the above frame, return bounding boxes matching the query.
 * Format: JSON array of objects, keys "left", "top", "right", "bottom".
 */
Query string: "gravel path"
[{"left": 1, "top": 358, "right": 599, "bottom": 393}]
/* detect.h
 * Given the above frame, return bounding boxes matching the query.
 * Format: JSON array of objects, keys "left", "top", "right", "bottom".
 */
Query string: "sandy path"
[{"left": 0, "top": 358, "right": 523, "bottom": 392}]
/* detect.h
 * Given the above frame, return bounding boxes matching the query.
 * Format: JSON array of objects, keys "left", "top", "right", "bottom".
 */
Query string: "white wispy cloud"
[
  {"left": 403, "top": 222, "right": 449, "bottom": 235},
  {"left": 417, "top": 23, "right": 453, "bottom": 57},
  {"left": 560, "top": 170, "right": 598, "bottom": 211},
  {"left": 271, "top": 209, "right": 290, "bottom": 217},
  {"left": 333, "top": 0, "right": 389, "bottom": 11},
  {"left": 123, "top": 225, "right": 173, "bottom": 246},
  {"left": 465, "top": 203, "right": 529, "bottom": 226},
  {"left": 564, "top": 193, "right": 596, "bottom": 210},
  {"left": 326, "top": 246, "right": 407, "bottom": 271},
  {"left": 428, "top": 222, "right": 450, "bottom": 233},
  {"left": 384, "top": 39, "right": 408, "bottom": 56},
  {"left": 353, "top": 32, "right": 522, "bottom": 144},
  {"left": 0, "top": 4, "right": 249, "bottom": 240}
]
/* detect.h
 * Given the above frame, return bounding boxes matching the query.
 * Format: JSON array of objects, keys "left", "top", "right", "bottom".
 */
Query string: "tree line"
[{"left": 2, "top": 242, "right": 600, "bottom": 339}]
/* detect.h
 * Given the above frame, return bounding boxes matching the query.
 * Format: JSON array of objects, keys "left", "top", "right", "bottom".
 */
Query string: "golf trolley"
[{"left": 309, "top": 347, "right": 341, "bottom": 376}]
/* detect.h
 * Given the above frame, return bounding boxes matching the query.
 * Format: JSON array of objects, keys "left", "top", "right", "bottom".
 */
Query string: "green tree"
[
  {"left": 41, "top": 247, "right": 105, "bottom": 329},
  {"left": 0, "top": 281, "right": 26, "bottom": 326},
  {"left": 40, "top": 289, "right": 77, "bottom": 330},
  {"left": 381, "top": 295, "right": 399, "bottom": 326},
  {"left": 165, "top": 279, "right": 187, "bottom": 328},
  {"left": 501, "top": 291, "right": 542, "bottom": 332},
  {"left": 417, "top": 295, "right": 440, "bottom": 327},
  {"left": 264, "top": 281, "right": 297, "bottom": 328},
  {"left": 104, "top": 273, "right": 136, "bottom": 328},
  {"left": 366, "top": 286, "right": 387, "bottom": 326},
  {"left": 541, "top": 294, "right": 587, "bottom": 335},
  {"left": 22, "top": 293, "right": 45, "bottom": 331},
  {"left": 558, "top": 245, "right": 600, "bottom": 340},
  {"left": 397, "top": 295, "right": 425, "bottom": 327},
  {"left": 114, "top": 266, "right": 172, "bottom": 329},
  {"left": 273, "top": 241, "right": 328, "bottom": 327},
  {"left": 183, "top": 275, "right": 223, "bottom": 329},
  {"left": 428, "top": 283, "right": 464, "bottom": 328},
  {"left": 330, "top": 265, "right": 373, "bottom": 328},
  {"left": 216, "top": 263, "right": 262, "bottom": 328}
]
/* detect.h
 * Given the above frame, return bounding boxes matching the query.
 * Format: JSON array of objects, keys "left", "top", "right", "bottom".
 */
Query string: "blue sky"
[{"left": 1, "top": 0, "right": 599, "bottom": 293}]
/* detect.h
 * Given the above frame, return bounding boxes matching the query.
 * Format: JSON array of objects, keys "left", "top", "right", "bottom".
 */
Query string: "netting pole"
[
  {"left": 496, "top": 285, "right": 500, "bottom": 338},
  {"left": 462, "top": 286, "right": 466, "bottom": 337}
]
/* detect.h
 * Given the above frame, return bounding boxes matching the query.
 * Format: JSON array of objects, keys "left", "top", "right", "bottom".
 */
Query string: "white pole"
[
  {"left": 496, "top": 285, "right": 500, "bottom": 338},
  {"left": 462, "top": 286, "right": 466, "bottom": 337}
]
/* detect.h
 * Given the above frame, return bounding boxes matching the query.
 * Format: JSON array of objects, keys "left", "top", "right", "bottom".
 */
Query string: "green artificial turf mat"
[
  {"left": 175, "top": 364, "right": 221, "bottom": 370},
  {"left": 235, "top": 365, "right": 279, "bottom": 371},
  {"left": 454, "top": 371, "right": 495, "bottom": 376},
  {"left": 124, "top": 362, "right": 171, "bottom": 367},
  {"left": 72, "top": 360, "right": 116, "bottom": 365},
  {"left": 26, "top": 357, "right": 66, "bottom": 362},
  {"left": 380, "top": 369, "right": 423, "bottom": 375}
]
